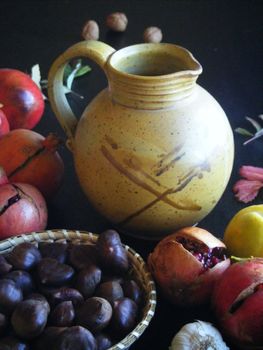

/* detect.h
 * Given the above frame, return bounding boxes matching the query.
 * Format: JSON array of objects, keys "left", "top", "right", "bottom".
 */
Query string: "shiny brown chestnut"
[
  {"left": 38, "top": 242, "right": 68, "bottom": 264},
  {"left": 45, "top": 286, "right": 84, "bottom": 307},
  {"left": 122, "top": 279, "right": 142, "bottom": 305},
  {"left": 0, "top": 279, "right": 23, "bottom": 315},
  {"left": 11, "top": 299, "right": 49, "bottom": 339},
  {"left": 96, "top": 281, "right": 124, "bottom": 306},
  {"left": 95, "top": 333, "right": 113, "bottom": 350},
  {"left": 34, "top": 326, "right": 65, "bottom": 350},
  {"left": 96, "top": 230, "right": 129, "bottom": 274},
  {"left": 7, "top": 242, "right": 41, "bottom": 270},
  {"left": 6, "top": 270, "right": 35, "bottom": 296},
  {"left": 25, "top": 293, "right": 50, "bottom": 313},
  {"left": 0, "top": 312, "right": 7, "bottom": 335},
  {"left": 75, "top": 265, "right": 102, "bottom": 298},
  {"left": 68, "top": 244, "right": 98, "bottom": 270},
  {"left": 49, "top": 300, "right": 75, "bottom": 327},
  {"left": 111, "top": 297, "right": 138, "bottom": 336},
  {"left": 37, "top": 258, "right": 74, "bottom": 286},
  {"left": 56, "top": 326, "right": 97, "bottom": 350},
  {"left": 76, "top": 297, "right": 112, "bottom": 333},
  {"left": 0, "top": 336, "right": 29, "bottom": 350},
  {"left": 0, "top": 255, "right": 12, "bottom": 276}
]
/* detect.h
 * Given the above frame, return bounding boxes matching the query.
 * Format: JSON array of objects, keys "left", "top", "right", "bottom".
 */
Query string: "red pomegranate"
[
  {"left": 0, "top": 108, "right": 9, "bottom": 137},
  {"left": 0, "top": 129, "right": 64, "bottom": 200},
  {"left": 212, "top": 258, "right": 263, "bottom": 348},
  {"left": 148, "top": 227, "right": 230, "bottom": 306},
  {"left": 0, "top": 168, "right": 47, "bottom": 239},
  {"left": 0, "top": 69, "right": 44, "bottom": 129}
]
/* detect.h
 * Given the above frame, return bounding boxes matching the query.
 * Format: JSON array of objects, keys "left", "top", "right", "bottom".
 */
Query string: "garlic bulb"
[{"left": 169, "top": 320, "right": 229, "bottom": 350}]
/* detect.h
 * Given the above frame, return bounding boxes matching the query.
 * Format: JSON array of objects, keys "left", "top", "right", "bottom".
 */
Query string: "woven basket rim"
[{"left": 0, "top": 229, "right": 157, "bottom": 350}]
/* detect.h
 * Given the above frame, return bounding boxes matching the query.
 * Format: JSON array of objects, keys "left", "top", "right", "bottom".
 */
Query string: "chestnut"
[
  {"left": 34, "top": 326, "right": 65, "bottom": 350},
  {"left": 25, "top": 293, "right": 50, "bottom": 313},
  {"left": 111, "top": 297, "right": 138, "bottom": 336},
  {"left": 0, "top": 312, "right": 7, "bottom": 335},
  {"left": 7, "top": 242, "right": 41, "bottom": 270},
  {"left": 96, "top": 230, "right": 129, "bottom": 274},
  {"left": 0, "top": 336, "right": 29, "bottom": 350},
  {"left": 11, "top": 299, "right": 49, "bottom": 339},
  {"left": 95, "top": 333, "right": 113, "bottom": 350},
  {"left": 68, "top": 243, "right": 98, "bottom": 270},
  {"left": 37, "top": 258, "right": 74, "bottom": 286},
  {"left": 56, "top": 326, "right": 97, "bottom": 350},
  {"left": 122, "top": 279, "right": 142, "bottom": 305},
  {"left": 6, "top": 270, "right": 35, "bottom": 296},
  {"left": 96, "top": 281, "right": 124, "bottom": 306},
  {"left": 0, "top": 255, "right": 12, "bottom": 275},
  {"left": 49, "top": 300, "right": 75, "bottom": 327},
  {"left": 75, "top": 265, "right": 102, "bottom": 298},
  {"left": 46, "top": 286, "right": 84, "bottom": 307},
  {"left": 38, "top": 242, "right": 68, "bottom": 263},
  {"left": 76, "top": 297, "right": 112, "bottom": 333},
  {"left": 0, "top": 279, "right": 23, "bottom": 315}
]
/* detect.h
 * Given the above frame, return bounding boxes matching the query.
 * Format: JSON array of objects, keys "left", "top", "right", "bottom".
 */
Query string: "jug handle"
[{"left": 47, "top": 40, "right": 115, "bottom": 151}]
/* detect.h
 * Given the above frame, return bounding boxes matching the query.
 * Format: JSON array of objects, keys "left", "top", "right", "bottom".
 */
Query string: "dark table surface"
[{"left": 0, "top": 0, "right": 263, "bottom": 349}]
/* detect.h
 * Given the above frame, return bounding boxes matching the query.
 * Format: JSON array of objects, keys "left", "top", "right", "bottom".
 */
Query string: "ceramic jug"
[{"left": 48, "top": 41, "right": 234, "bottom": 240}]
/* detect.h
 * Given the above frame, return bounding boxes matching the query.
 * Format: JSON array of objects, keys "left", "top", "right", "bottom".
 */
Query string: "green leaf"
[
  {"left": 243, "top": 129, "right": 263, "bottom": 145},
  {"left": 246, "top": 117, "right": 262, "bottom": 132},
  {"left": 31, "top": 64, "right": 41, "bottom": 88},
  {"left": 63, "top": 64, "right": 73, "bottom": 83},
  {"left": 235, "top": 127, "right": 253, "bottom": 137},
  {"left": 74, "top": 65, "right": 91, "bottom": 78},
  {"left": 62, "top": 85, "right": 84, "bottom": 99}
]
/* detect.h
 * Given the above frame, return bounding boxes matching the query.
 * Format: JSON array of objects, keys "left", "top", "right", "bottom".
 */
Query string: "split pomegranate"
[
  {"left": 0, "top": 109, "right": 9, "bottom": 137},
  {"left": 0, "top": 129, "right": 64, "bottom": 200},
  {"left": 0, "top": 68, "right": 44, "bottom": 129},
  {"left": 0, "top": 169, "right": 47, "bottom": 239},
  {"left": 147, "top": 227, "right": 230, "bottom": 306},
  {"left": 212, "top": 258, "right": 263, "bottom": 348}
]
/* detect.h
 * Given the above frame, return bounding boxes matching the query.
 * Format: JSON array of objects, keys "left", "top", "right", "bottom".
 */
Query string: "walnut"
[
  {"left": 143, "top": 26, "right": 163, "bottom": 43},
  {"left": 106, "top": 12, "right": 128, "bottom": 32},
  {"left": 82, "top": 20, "right": 99, "bottom": 41}
]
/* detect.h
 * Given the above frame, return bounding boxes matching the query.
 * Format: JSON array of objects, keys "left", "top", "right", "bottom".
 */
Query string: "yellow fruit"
[{"left": 224, "top": 205, "right": 263, "bottom": 257}]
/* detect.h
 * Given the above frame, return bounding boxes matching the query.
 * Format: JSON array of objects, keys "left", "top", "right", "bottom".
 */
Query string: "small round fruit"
[
  {"left": 0, "top": 109, "right": 9, "bottom": 137},
  {"left": 224, "top": 205, "right": 263, "bottom": 257},
  {"left": 148, "top": 226, "right": 230, "bottom": 306},
  {"left": 0, "top": 68, "right": 44, "bottom": 129},
  {"left": 0, "top": 182, "right": 48, "bottom": 240}
]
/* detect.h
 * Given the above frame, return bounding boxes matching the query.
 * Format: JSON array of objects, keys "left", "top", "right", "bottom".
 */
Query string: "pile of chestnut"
[{"left": 0, "top": 230, "right": 143, "bottom": 350}]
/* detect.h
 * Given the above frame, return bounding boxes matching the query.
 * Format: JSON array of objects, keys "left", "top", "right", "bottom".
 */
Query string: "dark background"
[{"left": 0, "top": 0, "right": 263, "bottom": 348}]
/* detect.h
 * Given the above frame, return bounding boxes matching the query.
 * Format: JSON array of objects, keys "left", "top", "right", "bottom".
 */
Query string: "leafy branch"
[
  {"left": 31, "top": 60, "right": 91, "bottom": 100},
  {"left": 235, "top": 114, "right": 263, "bottom": 145}
]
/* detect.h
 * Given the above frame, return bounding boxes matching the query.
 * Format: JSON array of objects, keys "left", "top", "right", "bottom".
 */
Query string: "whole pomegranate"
[
  {"left": 148, "top": 227, "right": 230, "bottom": 306},
  {"left": 212, "top": 258, "right": 263, "bottom": 348},
  {"left": 0, "top": 168, "right": 47, "bottom": 239},
  {"left": 0, "top": 69, "right": 44, "bottom": 129},
  {"left": 0, "top": 129, "right": 64, "bottom": 200},
  {"left": 0, "top": 109, "right": 9, "bottom": 137}
]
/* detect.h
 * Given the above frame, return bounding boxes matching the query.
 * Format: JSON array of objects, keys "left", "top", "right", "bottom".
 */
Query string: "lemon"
[{"left": 224, "top": 205, "right": 263, "bottom": 257}]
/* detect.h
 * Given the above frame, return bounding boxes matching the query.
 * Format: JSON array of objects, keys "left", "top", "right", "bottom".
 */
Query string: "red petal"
[
  {"left": 233, "top": 179, "right": 263, "bottom": 203},
  {"left": 239, "top": 165, "right": 263, "bottom": 181}
]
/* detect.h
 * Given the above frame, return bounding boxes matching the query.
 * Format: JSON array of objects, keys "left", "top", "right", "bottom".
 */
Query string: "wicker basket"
[{"left": 0, "top": 229, "right": 157, "bottom": 350}]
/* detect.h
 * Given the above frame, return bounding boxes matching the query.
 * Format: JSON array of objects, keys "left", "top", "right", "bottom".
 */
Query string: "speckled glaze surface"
[{"left": 48, "top": 41, "right": 234, "bottom": 240}]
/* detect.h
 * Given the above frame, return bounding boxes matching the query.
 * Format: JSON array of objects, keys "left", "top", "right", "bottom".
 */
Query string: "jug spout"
[{"left": 106, "top": 43, "right": 202, "bottom": 109}]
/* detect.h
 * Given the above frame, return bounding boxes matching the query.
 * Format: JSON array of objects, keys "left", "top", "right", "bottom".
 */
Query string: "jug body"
[
  {"left": 74, "top": 85, "right": 233, "bottom": 239},
  {"left": 48, "top": 41, "right": 234, "bottom": 240}
]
